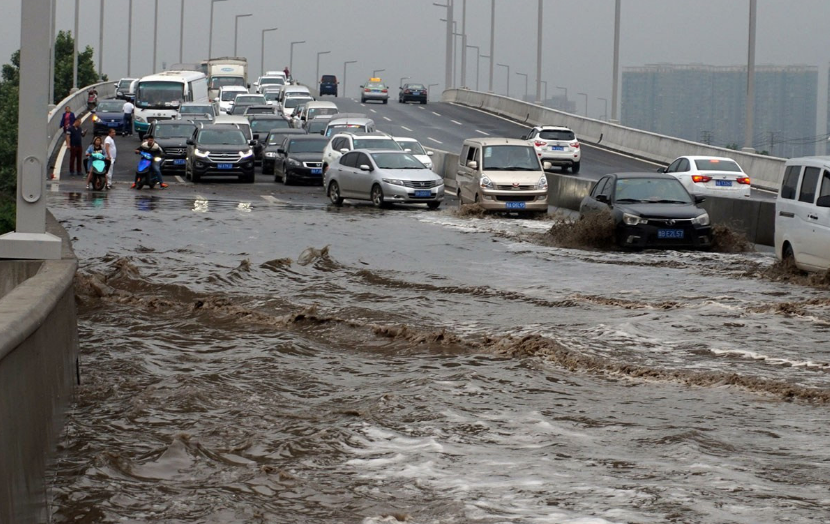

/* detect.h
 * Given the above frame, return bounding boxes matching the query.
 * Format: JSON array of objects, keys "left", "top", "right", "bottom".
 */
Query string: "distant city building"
[{"left": 622, "top": 64, "right": 818, "bottom": 158}]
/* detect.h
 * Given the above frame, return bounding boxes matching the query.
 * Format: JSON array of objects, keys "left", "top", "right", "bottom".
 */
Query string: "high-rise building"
[{"left": 622, "top": 64, "right": 818, "bottom": 158}]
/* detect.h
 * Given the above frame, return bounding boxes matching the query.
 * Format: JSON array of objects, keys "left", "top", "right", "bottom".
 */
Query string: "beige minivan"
[{"left": 456, "top": 138, "right": 549, "bottom": 214}]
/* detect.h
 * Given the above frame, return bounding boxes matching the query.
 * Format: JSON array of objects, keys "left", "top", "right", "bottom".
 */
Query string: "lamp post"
[
  {"left": 400, "top": 76, "right": 410, "bottom": 88},
  {"left": 611, "top": 0, "right": 621, "bottom": 122},
  {"left": 343, "top": 60, "right": 357, "bottom": 97},
  {"left": 488, "top": 0, "right": 495, "bottom": 93},
  {"left": 153, "top": 0, "right": 159, "bottom": 72},
  {"left": 261, "top": 28, "right": 278, "bottom": 79},
  {"left": 556, "top": 86, "right": 567, "bottom": 100},
  {"left": 373, "top": 69, "right": 385, "bottom": 78},
  {"left": 516, "top": 72, "right": 528, "bottom": 101},
  {"left": 234, "top": 14, "right": 252, "bottom": 57},
  {"left": 597, "top": 97, "right": 608, "bottom": 120},
  {"left": 535, "top": 0, "right": 543, "bottom": 103},
  {"left": 466, "top": 45, "right": 479, "bottom": 91},
  {"left": 428, "top": 83, "right": 439, "bottom": 98},
  {"left": 577, "top": 92, "right": 588, "bottom": 117},
  {"left": 540, "top": 80, "right": 547, "bottom": 103},
  {"left": 179, "top": 0, "right": 186, "bottom": 63},
  {"left": 208, "top": 0, "right": 227, "bottom": 60},
  {"left": 72, "top": 0, "right": 78, "bottom": 90},
  {"left": 289, "top": 40, "right": 305, "bottom": 81},
  {"left": 316, "top": 50, "right": 331, "bottom": 93},
  {"left": 127, "top": 0, "right": 132, "bottom": 76},
  {"left": 460, "top": 0, "right": 467, "bottom": 88},
  {"left": 743, "top": 0, "right": 757, "bottom": 152},
  {"left": 433, "top": 0, "right": 453, "bottom": 90},
  {"left": 98, "top": 0, "right": 104, "bottom": 76},
  {"left": 440, "top": 19, "right": 459, "bottom": 87},
  {"left": 497, "top": 63, "right": 509, "bottom": 97}
]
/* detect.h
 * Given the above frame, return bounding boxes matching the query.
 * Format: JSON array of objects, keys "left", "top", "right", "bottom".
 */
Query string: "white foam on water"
[{"left": 709, "top": 348, "right": 829, "bottom": 369}]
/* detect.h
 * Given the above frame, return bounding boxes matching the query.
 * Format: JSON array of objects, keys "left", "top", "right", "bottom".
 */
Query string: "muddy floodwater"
[{"left": 48, "top": 189, "right": 830, "bottom": 523}]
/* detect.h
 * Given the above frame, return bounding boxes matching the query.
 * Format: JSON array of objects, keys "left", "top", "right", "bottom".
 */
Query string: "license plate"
[
  {"left": 311, "top": 168, "right": 322, "bottom": 175},
  {"left": 411, "top": 91, "right": 420, "bottom": 95},
  {"left": 506, "top": 202, "right": 526, "bottom": 210},
  {"left": 217, "top": 163, "right": 233, "bottom": 170},
  {"left": 414, "top": 190, "right": 431, "bottom": 197},
  {"left": 173, "top": 159, "right": 186, "bottom": 165},
  {"left": 657, "top": 229, "right": 684, "bottom": 239},
  {"left": 108, "top": 122, "right": 119, "bottom": 127},
  {"left": 551, "top": 146, "right": 564, "bottom": 151},
  {"left": 715, "top": 180, "right": 732, "bottom": 187}
]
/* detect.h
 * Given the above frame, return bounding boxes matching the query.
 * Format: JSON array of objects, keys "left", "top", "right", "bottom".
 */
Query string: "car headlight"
[
  {"left": 264, "top": 152, "right": 276, "bottom": 158},
  {"left": 382, "top": 178, "right": 406, "bottom": 186},
  {"left": 92, "top": 115, "right": 100, "bottom": 122},
  {"left": 153, "top": 156, "right": 163, "bottom": 162},
  {"left": 134, "top": 115, "right": 146, "bottom": 123},
  {"left": 623, "top": 212, "right": 645, "bottom": 226},
  {"left": 423, "top": 161, "right": 433, "bottom": 169},
  {"left": 239, "top": 149, "right": 253, "bottom": 158},
  {"left": 287, "top": 158, "right": 301, "bottom": 166},
  {"left": 691, "top": 212, "right": 710, "bottom": 226},
  {"left": 479, "top": 176, "right": 494, "bottom": 189},
  {"left": 536, "top": 175, "right": 548, "bottom": 190},
  {"left": 194, "top": 148, "right": 210, "bottom": 158}
]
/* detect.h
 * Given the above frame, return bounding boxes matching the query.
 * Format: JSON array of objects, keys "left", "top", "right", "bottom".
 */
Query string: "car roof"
[
  {"left": 219, "top": 85, "right": 248, "bottom": 92},
  {"left": 337, "top": 132, "right": 392, "bottom": 139},
  {"left": 681, "top": 156, "right": 741, "bottom": 162},
  {"left": 268, "top": 128, "right": 306, "bottom": 135},
  {"left": 609, "top": 172, "right": 681, "bottom": 180},
  {"left": 180, "top": 102, "right": 212, "bottom": 107},
  {"left": 214, "top": 115, "right": 250, "bottom": 124},
  {"left": 197, "top": 124, "right": 244, "bottom": 132},
  {"left": 393, "top": 136, "right": 418, "bottom": 142},
  {"left": 328, "top": 117, "right": 373, "bottom": 125},
  {"left": 304, "top": 101, "right": 338, "bottom": 108},
  {"left": 465, "top": 137, "right": 535, "bottom": 147},
  {"left": 533, "top": 125, "right": 574, "bottom": 131},
  {"left": 287, "top": 135, "right": 328, "bottom": 141},
  {"left": 153, "top": 120, "right": 196, "bottom": 127},
  {"left": 249, "top": 113, "right": 288, "bottom": 119}
]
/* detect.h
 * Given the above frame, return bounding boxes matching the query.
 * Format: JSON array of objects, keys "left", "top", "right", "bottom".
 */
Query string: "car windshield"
[
  {"left": 210, "top": 76, "right": 245, "bottom": 89},
  {"left": 307, "top": 121, "right": 327, "bottom": 133},
  {"left": 117, "top": 79, "right": 133, "bottom": 89},
  {"left": 154, "top": 124, "right": 195, "bottom": 138},
  {"left": 235, "top": 96, "right": 264, "bottom": 105},
  {"left": 354, "top": 138, "right": 401, "bottom": 150},
  {"left": 268, "top": 132, "right": 301, "bottom": 145},
  {"left": 366, "top": 82, "right": 385, "bottom": 90},
  {"left": 396, "top": 141, "right": 426, "bottom": 155},
  {"left": 694, "top": 159, "right": 742, "bottom": 172},
  {"left": 246, "top": 107, "right": 274, "bottom": 114},
  {"left": 221, "top": 90, "right": 245, "bottom": 101},
  {"left": 264, "top": 92, "right": 280, "bottom": 101},
  {"left": 371, "top": 152, "right": 425, "bottom": 169},
  {"left": 198, "top": 130, "right": 247, "bottom": 146},
  {"left": 251, "top": 119, "right": 289, "bottom": 133},
  {"left": 538, "top": 129, "right": 575, "bottom": 141},
  {"left": 482, "top": 145, "right": 541, "bottom": 170},
  {"left": 405, "top": 84, "right": 426, "bottom": 90},
  {"left": 307, "top": 107, "right": 338, "bottom": 119},
  {"left": 614, "top": 178, "right": 692, "bottom": 204},
  {"left": 180, "top": 105, "right": 212, "bottom": 114},
  {"left": 260, "top": 77, "right": 285, "bottom": 85},
  {"left": 321, "top": 76, "right": 336, "bottom": 83},
  {"left": 284, "top": 98, "right": 312, "bottom": 109},
  {"left": 326, "top": 124, "right": 366, "bottom": 136},
  {"left": 287, "top": 138, "right": 328, "bottom": 153},
  {"left": 97, "top": 101, "right": 124, "bottom": 112},
  {"left": 136, "top": 81, "right": 184, "bottom": 109}
]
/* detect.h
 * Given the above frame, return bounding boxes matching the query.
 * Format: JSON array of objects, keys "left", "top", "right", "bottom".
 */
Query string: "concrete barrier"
[
  {"left": 443, "top": 89, "right": 787, "bottom": 192},
  {"left": 0, "top": 212, "right": 78, "bottom": 524}
]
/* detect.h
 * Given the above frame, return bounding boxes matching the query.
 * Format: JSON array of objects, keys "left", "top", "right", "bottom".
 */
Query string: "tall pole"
[
  {"left": 578, "top": 92, "right": 588, "bottom": 117},
  {"left": 743, "top": 0, "right": 757, "bottom": 152},
  {"left": 460, "top": 0, "right": 467, "bottom": 88},
  {"left": 127, "top": 0, "right": 133, "bottom": 77},
  {"left": 598, "top": 97, "right": 608, "bottom": 120},
  {"left": 179, "top": 0, "right": 185, "bottom": 63},
  {"left": 343, "top": 60, "right": 357, "bottom": 98},
  {"left": 98, "top": 0, "right": 104, "bottom": 77},
  {"left": 316, "top": 50, "right": 331, "bottom": 94},
  {"left": 541, "top": 80, "right": 547, "bottom": 102},
  {"left": 49, "top": 0, "right": 56, "bottom": 104},
  {"left": 611, "top": 0, "right": 621, "bottom": 122},
  {"left": 516, "top": 72, "right": 528, "bottom": 100},
  {"left": 467, "top": 45, "right": 479, "bottom": 91},
  {"left": 153, "top": 0, "right": 159, "bottom": 72},
  {"left": 290, "top": 41, "right": 305, "bottom": 81},
  {"left": 73, "top": 0, "right": 79, "bottom": 90},
  {"left": 0, "top": 0, "right": 62, "bottom": 259},
  {"left": 488, "top": 0, "right": 495, "bottom": 92},
  {"left": 234, "top": 14, "right": 252, "bottom": 57},
  {"left": 535, "top": 0, "right": 543, "bottom": 103},
  {"left": 445, "top": 0, "right": 453, "bottom": 90},
  {"left": 208, "top": 0, "right": 227, "bottom": 61},
  {"left": 372, "top": 69, "right": 386, "bottom": 78},
  {"left": 497, "top": 63, "right": 509, "bottom": 96},
  {"left": 261, "top": 28, "right": 278, "bottom": 79}
]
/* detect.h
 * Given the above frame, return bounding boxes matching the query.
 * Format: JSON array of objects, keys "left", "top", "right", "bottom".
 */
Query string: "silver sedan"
[{"left": 325, "top": 150, "right": 444, "bottom": 209}]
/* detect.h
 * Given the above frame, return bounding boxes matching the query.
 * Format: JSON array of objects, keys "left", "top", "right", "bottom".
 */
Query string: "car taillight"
[
  {"left": 404, "top": 89, "right": 411, "bottom": 94},
  {"left": 737, "top": 177, "right": 751, "bottom": 185},
  {"left": 570, "top": 141, "right": 580, "bottom": 148},
  {"left": 534, "top": 140, "right": 546, "bottom": 147},
  {"left": 692, "top": 175, "right": 712, "bottom": 183},
  {"left": 364, "top": 88, "right": 370, "bottom": 92},
  {"left": 381, "top": 89, "right": 388, "bottom": 93}
]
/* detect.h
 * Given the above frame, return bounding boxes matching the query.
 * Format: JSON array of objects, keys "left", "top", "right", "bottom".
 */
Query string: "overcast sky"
[{"left": 2, "top": 0, "right": 829, "bottom": 123}]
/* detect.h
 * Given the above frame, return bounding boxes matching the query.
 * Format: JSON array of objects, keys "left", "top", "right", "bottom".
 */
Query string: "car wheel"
[
  {"left": 572, "top": 161, "right": 581, "bottom": 174},
  {"left": 371, "top": 184, "right": 387, "bottom": 208},
  {"left": 782, "top": 243, "right": 797, "bottom": 269},
  {"left": 192, "top": 170, "right": 201, "bottom": 183},
  {"left": 427, "top": 201, "right": 440, "bottom": 210},
  {"left": 360, "top": 97, "right": 366, "bottom": 103},
  {"left": 137, "top": 131, "right": 145, "bottom": 141},
  {"left": 283, "top": 169, "right": 291, "bottom": 185},
  {"left": 243, "top": 171, "right": 255, "bottom": 183},
  {"left": 328, "top": 181, "right": 343, "bottom": 206},
  {"left": 421, "top": 100, "right": 427, "bottom": 105},
  {"left": 382, "top": 99, "right": 388, "bottom": 104}
]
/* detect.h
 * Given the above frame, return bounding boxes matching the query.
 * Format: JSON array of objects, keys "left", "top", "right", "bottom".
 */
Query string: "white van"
[
  {"left": 775, "top": 156, "right": 830, "bottom": 272},
  {"left": 134, "top": 70, "right": 209, "bottom": 139}
]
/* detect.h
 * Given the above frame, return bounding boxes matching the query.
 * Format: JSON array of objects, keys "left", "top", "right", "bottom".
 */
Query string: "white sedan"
[{"left": 660, "top": 156, "right": 751, "bottom": 198}]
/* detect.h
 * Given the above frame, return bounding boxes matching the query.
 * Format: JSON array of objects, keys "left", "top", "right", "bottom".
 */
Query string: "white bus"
[{"left": 133, "top": 70, "right": 209, "bottom": 138}]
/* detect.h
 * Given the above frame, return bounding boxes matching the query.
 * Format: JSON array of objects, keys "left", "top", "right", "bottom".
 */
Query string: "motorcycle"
[
  {"left": 134, "top": 150, "right": 162, "bottom": 189},
  {"left": 88, "top": 151, "right": 109, "bottom": 191}
]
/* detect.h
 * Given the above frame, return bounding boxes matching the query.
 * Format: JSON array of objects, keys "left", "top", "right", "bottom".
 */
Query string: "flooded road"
[{"left": 48, "top": 186, "right": 830, "bottom": 523}]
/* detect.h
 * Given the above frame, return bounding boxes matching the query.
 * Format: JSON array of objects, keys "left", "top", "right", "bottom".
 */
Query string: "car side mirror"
[
  {"left": 186, "top": 139, "right": 194, "bottom": 145},
  {"left": 427, "top": 150, "right": 434, "bottom": 156},
  {"left": 249, "top": 140, "right": 257, "bottom": 146},
  {"left": 657, "top": 167, "right": 667, "bottom": 173},
  {"left": 595, "top": 194, "right": 610, "bottom": 204},
  {"left": 359, "top": 164, "right": 372, "bottom": 171},
  {"left": 521, "top": 135, "right": 527, "bottom": 140},
  {"left": 359, "top": 85, "right": 364, "bottom": 88},
  {"left": 277, "top": 148, "right": 285, "bottom": 155},
  {"left": 247, "top": 84, "right": 251, "bottom": 89},
  {"left": 252, "top": 134, "right": 260, "bottom": 140},
  {"left": 339, "top": 148, "right": 349, "bottom": 153},
  {"left": 467, "top": 160, "right": 478, "bottom": 170},
  {"left": 694, "top": 195, "right": 706, "bottom": 204},
  {"left": 319, "top": 130, "right": 325, "bottom": 135}
]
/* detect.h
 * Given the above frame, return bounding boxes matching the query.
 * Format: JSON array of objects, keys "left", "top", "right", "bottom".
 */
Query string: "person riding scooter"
[{"left": 132, "top": 135, "right": 168, "bottom": 189}]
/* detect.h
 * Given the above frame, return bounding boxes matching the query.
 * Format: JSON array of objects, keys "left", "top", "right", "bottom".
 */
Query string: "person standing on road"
[
  {"left": 133, "top": 135, "right": 168, "bottom": 189},
  {"left": 87, "top": 88, "right": 98, "bottom": 111},
  {"left": 104, "top": 128, "right": 117, "bottom": 189},
  {"left": 283, "top": 66, "right": 290, "bottom": 80},
  {"left": 61, "top": 105, "right": 75, "bottom": 134},
  {"left": 122, "top": 99, "right": 135, "bottom": 136},
  {"left": 65, "top": 119, "right": 86, "bottom": 177}
]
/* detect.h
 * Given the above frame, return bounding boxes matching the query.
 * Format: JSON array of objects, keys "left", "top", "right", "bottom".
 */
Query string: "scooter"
[
  {"left": 88, "top": 151, "right": 109, "bottom": 191},
  {"left": 134, "top": 150, "right": 162, "bottom": 189}
]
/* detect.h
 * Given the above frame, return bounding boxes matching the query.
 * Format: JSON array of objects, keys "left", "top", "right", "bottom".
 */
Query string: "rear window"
[
  {"left": 251, "top": 119, "right": 289, "bottom": 133},
  {"left": 353, "top": 138, "right": 401, "bottom": 150},
  {"left": 321, "top": 75, "right": 337, "bottom": 83},
  {"left": 694, "top": 159, "right": 741, "bottom": 172},
  {"left": 798, "top": 167, "right": 820, "bottom": 203},
  {"left": 780, "top": 166, "right": 800, "bottom": 200},
  {"left": 538, "top": 129, "right": 575, "bottom": 141}
]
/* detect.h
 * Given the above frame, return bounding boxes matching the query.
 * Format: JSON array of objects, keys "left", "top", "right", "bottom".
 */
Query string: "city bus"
[{"left": 133, "top": 70, "right": 209, "bottom": 139}]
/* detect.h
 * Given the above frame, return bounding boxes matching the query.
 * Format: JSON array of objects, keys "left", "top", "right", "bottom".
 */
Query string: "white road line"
[
  {"left": 427, "top": 137, "right": 443, "bottom": 144},
  {"left": 451, "top": 120, "right": 463, "bottom": 125},
  {"left": 260, "top": 194, "right": 288, "bottom": 204},
  {"left": 475, "top": 129, "right": 490, "bottom": 135},
  {"left": 383, "top": 116, "right": 392, "bottom": 121},
  {"left": 370, "top": 109, "right": 377, "bottom": 113},
  {"left": 401, "top": 126, "right": 413, "bottom": 132},
  {"left": 432, "top": 111, "right": 442, "bottom": 117},
  {"left": 53, "top": 112, "right": 95, "bottom": 179},
  {"left": 175, "top": 175, "right": 186, "bottom": 184},
  {"left": 418, "top": 106, "right": 425, "bottom": 110}
]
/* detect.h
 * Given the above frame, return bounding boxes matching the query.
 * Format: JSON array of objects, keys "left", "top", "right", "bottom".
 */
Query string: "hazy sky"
[{"left": 2, "top": 0, "right": 829, "bottom": 123}]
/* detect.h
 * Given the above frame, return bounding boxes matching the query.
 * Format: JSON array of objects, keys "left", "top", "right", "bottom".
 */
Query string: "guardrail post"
[{"left": 0, "top": 0, "right": 62, "bottom": 260}]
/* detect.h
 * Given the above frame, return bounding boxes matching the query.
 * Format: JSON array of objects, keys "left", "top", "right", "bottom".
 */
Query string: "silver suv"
[
  {"left": 321, "top": 132, "right": 402, "bottom": 172},
  {"left": 523, "top": 125, "right": 581, "bottom": 173}
]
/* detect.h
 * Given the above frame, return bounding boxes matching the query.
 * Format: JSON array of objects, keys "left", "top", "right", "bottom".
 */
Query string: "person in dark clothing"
[
  {"left": 133, "top": 135, "right": 168, "bottom": 188},
  {"left": 65, "top": 119, "right": 86, "bottom": 176},
  {"left": 61, "top": 105, "right": 76, "bottom": 133}
]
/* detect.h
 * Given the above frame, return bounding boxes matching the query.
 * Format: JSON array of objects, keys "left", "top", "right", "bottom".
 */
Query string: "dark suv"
[
  {"left": 147, "top": 120, "right": 197, "bottom": 175},
  {"left": 319, "top": 75, "right": 338, "bottom": 96},
  {"left": 185, "top": 124, "right": 256, "bottom": 183}
]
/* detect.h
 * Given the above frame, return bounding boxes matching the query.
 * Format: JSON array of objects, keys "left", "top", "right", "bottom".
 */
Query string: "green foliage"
[
  {"left": 53, "top": 31, "right": 101, "bottom": 103},
  {"left": 724, "top": 143, "right": 739, "bottom": 150}
]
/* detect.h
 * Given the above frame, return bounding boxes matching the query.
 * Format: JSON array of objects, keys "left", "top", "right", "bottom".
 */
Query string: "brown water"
[{"left": 49, "top": 189, "right": 830, "bottom": 523}]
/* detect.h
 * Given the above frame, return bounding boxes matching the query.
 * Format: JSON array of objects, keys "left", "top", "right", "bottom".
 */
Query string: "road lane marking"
[
  {"left": 401, "top": 126, "right": 413, "bottom": 132},
  {"left": 370, "top": 109, "right": 376, "bottom": 113},
  {"left": 432, "top": 111, "right": 442, "bottom": 117},
  {"left": 451, "top": 120, "right": 463, "bottom": 125},
  {"left": 383, "top": 116, "right": 392, "bottom": 121},
  {"left": 418, "top": 106, "right": 425, "bottom": 110},
  {"left": 427, "top": 137, "right": 443, "bottom": 144},
  {"left": 175, "top": 175, "right": 186, "bottom": 184},
  {"left": 260, "top": 195, "right": 288, "bottom": 204},
  {"left": 475, "top": 129, "right": 490, "bottom": 135}
]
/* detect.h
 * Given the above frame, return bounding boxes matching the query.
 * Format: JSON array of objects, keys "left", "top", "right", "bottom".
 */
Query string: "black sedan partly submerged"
[{"left": 580, "top": 172, "right": 712, "bottom": 249}]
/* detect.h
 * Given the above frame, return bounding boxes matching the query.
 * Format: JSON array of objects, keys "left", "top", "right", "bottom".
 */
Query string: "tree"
[{"left": 53, "top": 31, "right": 101, "bottom": 103}]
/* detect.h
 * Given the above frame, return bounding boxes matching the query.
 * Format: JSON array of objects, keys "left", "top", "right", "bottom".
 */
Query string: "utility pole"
[
  {"left": 98, "top": 0, "right": 104, "bottom": 77},
  {"left": 535, "top": 0, "right": 543, "bottom": 104},
  {"left": 611, "top": 0, "right": 621, "bottom": 122},
  {"left": 446, "top": 0, "right": 454, "bottom": 89},
  {"left": 72, "top": 0, "right": 79, "bottom": 90},
  {"left": 460, "top": 0, "right": 467, "bottom": 88},
  {"left": 488, "top": 0, "right": 495, "bottom": 93},
  {"left": 127, "top": 0, "right": 133, "bottom": 77},
  {"left": 743, "top": 0, "right": 757, "bottom": 153}
]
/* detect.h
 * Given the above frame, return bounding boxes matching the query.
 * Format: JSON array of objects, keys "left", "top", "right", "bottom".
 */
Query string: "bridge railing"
[{"left": 443, "top": 89, "right": 786, "bottom": 192}]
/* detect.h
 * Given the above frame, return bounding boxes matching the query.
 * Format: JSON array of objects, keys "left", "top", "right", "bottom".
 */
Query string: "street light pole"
[
  {"left": 127, "top": 0, "right": 133, "bottom": 77},
  {"left": 466, "top": 45, "right": 479, "bottom": 91},
  {"left": 72, "top": 0, "right": 78, "bottom": 90},
  {"left": 577, "top": 92, "right": 588, "bottom": 117},
  {"left": 535, "top": 0, "right": 543, "bottom": 103},
  {"left": 446, "top": 0, "right": 453, "bottom": 89},
  {"left": 497, "top": 63, "right": 509, "bottom": 97},
  {"left": 516, "top": 72, "right": 528, "bottom": 100},
  {"left": 179, "top": 0, "right": 185, "bottom": 64},
  {"left": 343, "top": 60, "right": 357, "bottom": 97},
  {"left": 98, "top": 0, "right": 104, "bottom": 77},
  {"left": 400, "top": 76, "right": 410, "bottom": 88},
  {"left": 316, "top": 50, "right": 331, "bottom": 93},
  {"left": 234, "top": 14, "right": 252, "bottom": 57},
  {"left": 556, "top": 86, "right": 567, "bottom": 100},
  {"left": 261, "top": 28, "right": 278, "bottom": 79},
  {"left": 488, "top": 0, "right": 495, "bottom": 93},
  {"left": 597, "top": 97, "right": 608, "bottom": 120},
  {"left": 743, "top": 0, "right": 757, "bottom": 152},
  {"left": 428, "top": 83, "right": 439, "bottom": 98},
  {"left": 290, "top": 41, "right": 305, "bottom": 81},
  {"left": 611, "top": 0, "right": 621, "bottom": 122},
  {"left": 208, "top": 0, "right": 227, "bottom": 60},
  {"left": 460, "top": 0, "right": 467, "bottom": 88},
  {"left": 153, "top": 0, "right": 159, "bottom": 72},
  {"left": 540, "top": 80, "right": 547, "bottom": 103},
  {"left": 372, "top": 69, "right": 386, "bottom": 78}
]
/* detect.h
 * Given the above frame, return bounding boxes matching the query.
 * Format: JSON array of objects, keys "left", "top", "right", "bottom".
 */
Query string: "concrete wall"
[
  {"left": 0, "top": 213, "right": 78, "bottom": 524},
  {"left": 443, "top": 89, "right": 788, "bottom": 192}
]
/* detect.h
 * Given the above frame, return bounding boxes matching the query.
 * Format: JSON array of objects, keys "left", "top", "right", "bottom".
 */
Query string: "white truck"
[{"left": 206, "top": 57, "right": 249, "bottom": 101}]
